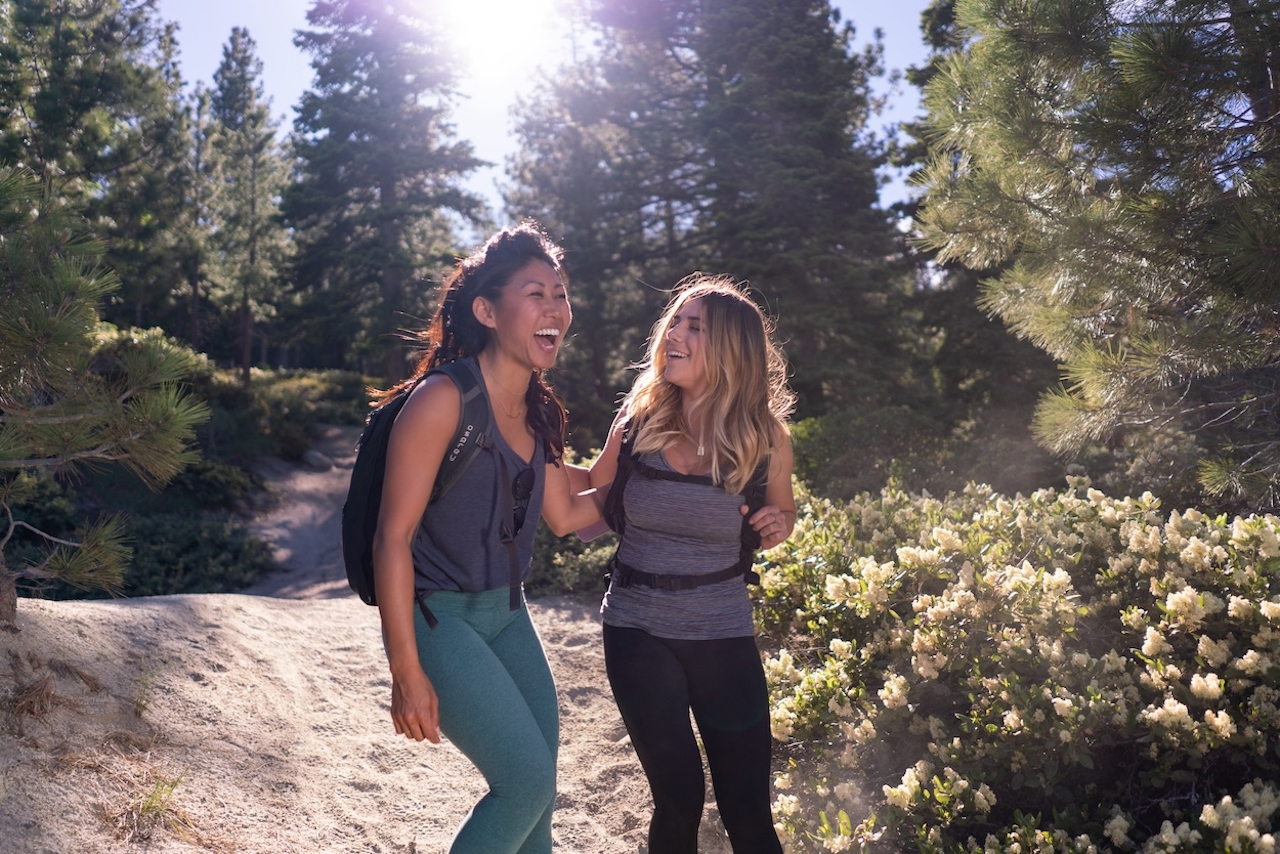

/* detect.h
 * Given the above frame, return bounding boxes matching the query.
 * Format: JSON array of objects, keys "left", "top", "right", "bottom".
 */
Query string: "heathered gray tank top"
[
  {"left": 410, "top": 379, "right": 545, "bottom": 595},
  {"left": 600, "top": 450, "right": 755, "bottom": 640}
]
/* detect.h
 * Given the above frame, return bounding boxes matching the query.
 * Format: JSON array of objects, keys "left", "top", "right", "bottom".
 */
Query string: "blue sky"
[{"left": 156, "top": 0, "right": 932, "bottom": 214}]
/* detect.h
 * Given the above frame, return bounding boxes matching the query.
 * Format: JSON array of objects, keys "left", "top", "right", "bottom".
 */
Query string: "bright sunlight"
[{"left": 435, "top": 0, "right": 575, "bottom": 96}]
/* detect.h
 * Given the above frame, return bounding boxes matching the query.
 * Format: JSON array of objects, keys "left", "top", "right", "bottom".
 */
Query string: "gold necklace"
[
  {"left": 495, "top": 395, "right": 527, "bottom": 420},
  {"left": 481, "top": 361, "right": 530, "bottom": 420}
]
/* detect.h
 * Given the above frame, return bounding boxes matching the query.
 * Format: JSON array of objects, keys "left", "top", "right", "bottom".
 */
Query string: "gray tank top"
[
  {"left": 410, "top": 389, "right": 545, "bottom": 594},
  {"left": 600, "top": 451, "right": 754, "bottom": 639}
]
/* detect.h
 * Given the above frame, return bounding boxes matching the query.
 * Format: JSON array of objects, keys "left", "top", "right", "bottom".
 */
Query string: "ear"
[{"left": 472, "top": 294, "right": 498, "bottom": 330}]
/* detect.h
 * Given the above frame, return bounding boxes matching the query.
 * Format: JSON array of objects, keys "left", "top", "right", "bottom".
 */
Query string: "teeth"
[
  {"left": 535, "top": 328, "right": 559, "bottom": 338},
  {"left": 668, "top": 351, "right": 688, "bottom": 358}
]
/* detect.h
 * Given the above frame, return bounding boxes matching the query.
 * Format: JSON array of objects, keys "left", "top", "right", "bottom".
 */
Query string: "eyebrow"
[{"left": 520, "top": 277, "right": 565, "bottom": 290}]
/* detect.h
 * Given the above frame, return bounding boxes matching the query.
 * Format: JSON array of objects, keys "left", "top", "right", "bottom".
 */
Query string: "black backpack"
[{"left": 341, "top": 360, "right": 489, "bottom": 607}]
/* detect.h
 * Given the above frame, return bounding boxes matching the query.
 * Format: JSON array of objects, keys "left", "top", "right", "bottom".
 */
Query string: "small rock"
[{"left": 302, "top": 449, "right": 334, "bottom": 471}]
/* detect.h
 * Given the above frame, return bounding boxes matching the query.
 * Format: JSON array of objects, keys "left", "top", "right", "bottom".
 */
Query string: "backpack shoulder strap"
[
  {"left": 601, "top": 423, "right": 635, "bottom": 535},
  {"left": 736, "top": 456, "right": 771, "bottom": 579},
  {"left": 427, "top": 359, "right": 493, "bottom": 503}
]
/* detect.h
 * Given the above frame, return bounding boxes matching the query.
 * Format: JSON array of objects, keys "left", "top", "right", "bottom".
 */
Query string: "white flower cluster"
[
  {"left": 1200, "top": 780, "right": 1279, "bottom": 854},
  {"left": 752, "top": 478, "right": 1280, "bottom": 853}
]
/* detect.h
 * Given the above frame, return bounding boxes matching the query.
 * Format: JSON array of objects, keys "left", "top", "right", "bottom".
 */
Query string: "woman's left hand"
[{"left": 744, "top": 504, "right": 794, "bottom": 551}]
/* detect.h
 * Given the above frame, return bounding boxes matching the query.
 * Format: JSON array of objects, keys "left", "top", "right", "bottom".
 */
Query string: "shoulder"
[
  {"left": 769, "top": 418, "right": 792, "bottom": 451},
  {"left": 604, "top": 405, "right": 634, "bottom": 452},
  {"left": 767, "top": 418, "right": 793, "bottom": 473},
  {"left": 393, "top": 372, "right": 463, "bottom": 439}
]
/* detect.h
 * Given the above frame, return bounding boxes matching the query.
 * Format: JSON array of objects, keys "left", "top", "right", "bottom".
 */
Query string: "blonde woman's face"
[{"left": 662, "top": 296, "right": 707, "bottom": 394}]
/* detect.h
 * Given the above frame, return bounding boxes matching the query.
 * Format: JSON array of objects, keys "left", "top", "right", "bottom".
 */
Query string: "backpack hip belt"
[{"left": 607, "top": 554, "right": 760, "bottom": 591}]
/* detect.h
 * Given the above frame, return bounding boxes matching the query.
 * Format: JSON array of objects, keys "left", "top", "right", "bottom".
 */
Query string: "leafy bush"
[
  {"left": 526, "top": 444, "right": 614, "bottom": 599},
  {"left": 15, "top": 506, "right": 275, "bottom": 601},
  {"left": 121, "top": 514, "right": 275, "bottom": 596},
  {"left": 757, "top": 479, "right": 1280, "bottom": 852},
  {"left": 189, "top": 365, "right": 368, "bottom": 462},
  {"left": 527, "top": 523, "right": 614, "bottom": 598},
  {"left": 84, "top": 458, "right": 257, "bottom": 517}
]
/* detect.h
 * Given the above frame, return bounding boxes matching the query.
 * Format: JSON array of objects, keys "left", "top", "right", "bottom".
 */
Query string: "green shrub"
[
  {"left": 527, "top": 523, "right": 614, "bottom": 598},
  {"left": 189, "top": 365, "right": 368, "bottom": 462},
  {"left": 19, "top": 512, "right": 275, "bottom": 601},
  {"left": 121, "top": 514, "right": 275, "bottom": 596},
  {"left": 758, "top": 479, "right": 1280, "bottom": 852},
  {"left": 525, "top": 445, "right": 614, "bottom": 599}
]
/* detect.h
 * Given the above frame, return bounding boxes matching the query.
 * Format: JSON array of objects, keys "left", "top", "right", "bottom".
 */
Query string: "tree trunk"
[
  {"left": 379, "top": 177, "right": 408, "bottom": 383},
  {"left": 0, "top": 572, "right": 17, "bottom": 625},
  {"left": 240, "top": 296, "right": 253, "bottom": 388}
]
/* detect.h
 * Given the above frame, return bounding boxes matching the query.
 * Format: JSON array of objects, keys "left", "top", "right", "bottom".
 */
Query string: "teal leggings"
[{"left": 414, "top": 587, "right": 559, "bottom": 854}]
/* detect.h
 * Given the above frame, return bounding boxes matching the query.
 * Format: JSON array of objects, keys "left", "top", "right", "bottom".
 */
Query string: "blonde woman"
[{"left": 588, "top": 274, "right": 796, "bottom": 854}]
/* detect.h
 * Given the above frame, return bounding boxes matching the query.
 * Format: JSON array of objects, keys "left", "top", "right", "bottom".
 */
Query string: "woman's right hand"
[
  {"left": 390, "top": 665, "right": 441, "bottom": 743},
  {"left": 375, "top": 375, "right": 459, "bottom": 747}
]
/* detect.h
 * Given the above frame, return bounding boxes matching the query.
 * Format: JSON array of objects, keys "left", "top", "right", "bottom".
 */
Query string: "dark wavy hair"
[{"left": 378, "top": 222, "right": 570, "bottom": 462}]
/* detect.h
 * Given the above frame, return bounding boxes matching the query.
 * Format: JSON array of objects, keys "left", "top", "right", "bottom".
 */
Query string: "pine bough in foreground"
[{"left": 757, "top": 479, "right": 1280, "bottom": 853}]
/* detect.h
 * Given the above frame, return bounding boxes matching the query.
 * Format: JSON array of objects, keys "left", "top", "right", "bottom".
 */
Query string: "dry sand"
[{"left": 0, "top": 425, "right": 741, "bottom": 853}]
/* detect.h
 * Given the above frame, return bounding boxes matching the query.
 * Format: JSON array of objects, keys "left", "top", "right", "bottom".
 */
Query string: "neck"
[{"left": 478, "top": 351, "right": 532, "bottom": 413}]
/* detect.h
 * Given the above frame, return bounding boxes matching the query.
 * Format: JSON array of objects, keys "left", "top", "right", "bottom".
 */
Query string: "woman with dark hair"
[
  {"left": 372, "top": 222, "right": 601, "bottom": 853},
  {"left": 589, "top": 274, "right": 796, "bottom": 854}
]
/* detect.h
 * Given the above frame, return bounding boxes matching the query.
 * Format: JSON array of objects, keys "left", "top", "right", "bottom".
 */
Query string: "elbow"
[
  {"left": 546, "top": 518, "right": 575, "bottom": 538},
  {"left": 371, "top": 525, "right": 409, "bottom": 570}
]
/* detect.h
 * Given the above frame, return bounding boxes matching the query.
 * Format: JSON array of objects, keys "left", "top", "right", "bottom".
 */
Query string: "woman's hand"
[
  {"left": 744, "top": 504, "right": 795, "bottom": 551},
  {"left": 390, "top": 665, "right": 441, "bottom": 743}
]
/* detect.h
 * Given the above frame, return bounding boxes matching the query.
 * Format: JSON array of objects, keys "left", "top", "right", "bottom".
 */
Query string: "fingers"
[
  {"left": 749, "top": 505, "right": 790, "bottom": 548},
  {"left": 393, "top": 705, "right": 441, "bottom": 743},
  {"left": 391, "top": 675, "right": 442, "bottom": 744}
]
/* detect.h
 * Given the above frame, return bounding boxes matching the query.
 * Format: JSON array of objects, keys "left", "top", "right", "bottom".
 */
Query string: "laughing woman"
[
  {"left": 589, "top": 274, "right": 797, "bottom": 854},
  {"left": 371, "top": 223, "right": 601, "bottom": 854}
]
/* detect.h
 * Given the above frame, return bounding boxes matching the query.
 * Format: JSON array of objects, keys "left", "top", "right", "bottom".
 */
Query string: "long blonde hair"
[{"left": 625, "top": 274, "right": 795, "bottom": 494}]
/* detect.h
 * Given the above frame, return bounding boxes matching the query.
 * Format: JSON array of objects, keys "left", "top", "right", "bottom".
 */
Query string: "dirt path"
[
  {"left": 1, "top": 424, "right": 723, "bottom": 853},
  {"left": 241, "top": 423, "right": 363, "bottom": 600}
]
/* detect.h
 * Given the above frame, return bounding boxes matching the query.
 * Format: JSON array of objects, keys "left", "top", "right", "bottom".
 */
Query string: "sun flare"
[{"left": 432, "top": 0, "right": 574, "bottom": 95}]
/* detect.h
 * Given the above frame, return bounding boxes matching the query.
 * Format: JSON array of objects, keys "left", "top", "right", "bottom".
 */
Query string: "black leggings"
[{"left": 603, "top": 624, "right": 782, "bottom": 854}]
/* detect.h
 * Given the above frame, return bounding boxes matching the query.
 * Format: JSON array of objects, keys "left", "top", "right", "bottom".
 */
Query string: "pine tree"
[
  {"left": 0, "top": 167, "right": 209, "bottom": 623},
  {"left": 508, "top": 0, "right": 904, "bottom": 433},
  {"left": 880, "top": 0, "right": 1063, "bottom": 494},
  {"left": 209, "top": 27, "right": 291, "bottom": 386},
  {"left": 0, "top": 0, "right": 191, "bottom": 330},
  {"left": 284, "top": 0, "right": 485, "bottom": 377},
  {"left": 916, "top": 0, "right": 1280, "bottom": 508},
  {"left": 181, "top": 84, "right": 221, "bottom": 352}
]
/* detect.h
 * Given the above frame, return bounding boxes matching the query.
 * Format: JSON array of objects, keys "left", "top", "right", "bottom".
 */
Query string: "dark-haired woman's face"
[{"left": 476, "top": 259, "right": 571, "bottom": 370}]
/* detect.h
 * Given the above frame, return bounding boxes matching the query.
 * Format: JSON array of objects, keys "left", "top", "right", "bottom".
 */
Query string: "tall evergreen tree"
[
  {"left": 0, "top": 0, "right": 191, "bottom": 329},
  {"left": 508, "top": 0, "right": 903, "bottom": 436},
  {"left": 209, "top": 27, "right": 291, "bottom": 386},
  {"left": 181, "top": 84, "right": 220, "bottom": 352},
  {"left": 916, "top": 0, "right": 1280, "bottom": 508},
  {"left": 881, "top": 0, "right": 1063, "bottom": 495},
  {"left": 695, "top": 0, "right": 904, "bottom": 413},
  {"left": 0, "top": 167, "right": 208, "bottom": 623},
  {"left": 284, "top": 0, "right": 485, "bottom": 377}
]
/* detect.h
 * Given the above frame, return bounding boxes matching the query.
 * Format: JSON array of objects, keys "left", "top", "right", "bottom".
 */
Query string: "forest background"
[{"left": 3, "top": 0, "right": 1280, "bottom": 851}]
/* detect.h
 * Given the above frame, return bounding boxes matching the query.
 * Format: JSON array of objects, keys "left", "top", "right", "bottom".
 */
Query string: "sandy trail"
[{"left": 1, "top": 424, "right": 738, "bottom": 853}]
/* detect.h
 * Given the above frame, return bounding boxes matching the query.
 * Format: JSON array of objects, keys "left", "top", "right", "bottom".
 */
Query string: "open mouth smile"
[{"left": 536, "top": 328, "right": 561, "bottom": 351}]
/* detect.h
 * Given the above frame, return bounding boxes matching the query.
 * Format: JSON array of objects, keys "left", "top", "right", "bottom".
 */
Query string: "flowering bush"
[{"left": 756, "top": 478, "right": 1280, "bottom": 852}]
